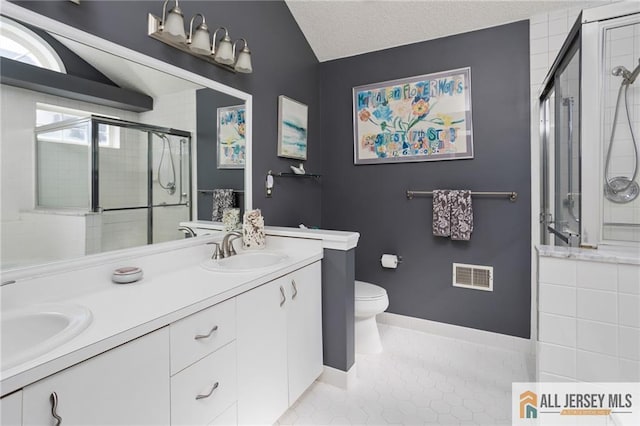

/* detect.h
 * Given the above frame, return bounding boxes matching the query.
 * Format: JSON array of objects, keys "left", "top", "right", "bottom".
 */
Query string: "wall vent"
[{"left": 452, "top": 263, "right": 493, "bottom": 291}]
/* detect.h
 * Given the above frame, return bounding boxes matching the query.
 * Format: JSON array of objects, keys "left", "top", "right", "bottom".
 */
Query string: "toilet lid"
[{"left": 355, "top": 281, "right": 387, "bottom": 300}]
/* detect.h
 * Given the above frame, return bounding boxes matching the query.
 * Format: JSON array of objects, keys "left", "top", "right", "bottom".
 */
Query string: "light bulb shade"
[
  {"left": 163, "top": 7, "right": 186, "bottom": 43},
  {"left": 235, "top": 49, "right": 253, "bottom": 73},
  {"left": 214, "top": 38, "right": 234, "bottom": 65},
  {"left": 189, "top": 26, "right": 211, "bottom": 55}
]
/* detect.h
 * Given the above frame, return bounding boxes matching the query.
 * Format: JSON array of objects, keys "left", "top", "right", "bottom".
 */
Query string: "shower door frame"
[
  {"left": 540, "top": 31, "right": 582, "bottom": 247},
  {"left": 91, "top": 115, "right": 192, "bottom": 245},
  {"left": 581, "top": 7, "right": 640, "bottom": 247}
]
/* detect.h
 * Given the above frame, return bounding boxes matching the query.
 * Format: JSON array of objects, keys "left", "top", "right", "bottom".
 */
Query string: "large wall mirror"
[{"left": 0, "top": 3, "right": 252, "bottom": 272}]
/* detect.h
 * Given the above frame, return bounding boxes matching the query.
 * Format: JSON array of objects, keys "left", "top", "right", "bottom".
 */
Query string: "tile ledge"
[{"left": 536, "top": 244, "right": 640, "bottom": 265}]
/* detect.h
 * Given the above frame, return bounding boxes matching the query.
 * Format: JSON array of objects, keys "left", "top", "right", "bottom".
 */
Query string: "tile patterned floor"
[{"left": 277, "top": 324, "right": 534, "bottom": 425}]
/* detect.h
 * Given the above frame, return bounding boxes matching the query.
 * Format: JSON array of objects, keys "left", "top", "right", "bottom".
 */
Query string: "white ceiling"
[{"left": 285, "top": 0, "right": 609, "bottom": 62}]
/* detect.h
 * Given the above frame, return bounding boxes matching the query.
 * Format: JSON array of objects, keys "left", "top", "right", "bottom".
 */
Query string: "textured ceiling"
[{"left": 285, "top": 0, "right": 608, "bottom": 62}]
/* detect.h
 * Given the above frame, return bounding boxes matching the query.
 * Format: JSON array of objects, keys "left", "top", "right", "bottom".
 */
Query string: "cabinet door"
[
  {"left": 236, "top": 277, "right": 288, "bottom": 425},
  {"left": 23, "top": 328, "right": 170, "bottom": 426},
  {"left": 287, "top": 261, "right": 323, "bottom": 403},
  {"left": 1, "top": 390, "right": 22, "bottom": 426}
]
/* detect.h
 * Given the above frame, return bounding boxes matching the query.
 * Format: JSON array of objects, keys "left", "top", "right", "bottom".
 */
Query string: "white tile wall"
[
  {"left": 602, "top": 21, "right": 640, "bottom": 242},
  {"left": 538, "top": 257, "right": 576, "bottom": 285},
  {"left": 577, "top": 288, "right": 618, "bottom": 323},
  {"left": 539, "top": 283, "right": 577, "bottom": 316},
  {"left": 538, "top": 256, "right": 640, "bottom": 381},
  {"left": 576, "top": 260, "right": 618, "bottom": 291}
]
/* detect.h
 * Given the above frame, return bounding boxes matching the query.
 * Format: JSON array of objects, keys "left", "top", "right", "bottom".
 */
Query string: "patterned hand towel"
[
  {"left": 450, "top": 190, "right": 473, "bottom": 241},
  {"left": 432, "top": 189, "right": 451, "bottom": 237},
  {"left": 212, "top": 189, "right": 235, "bottom": 222}
]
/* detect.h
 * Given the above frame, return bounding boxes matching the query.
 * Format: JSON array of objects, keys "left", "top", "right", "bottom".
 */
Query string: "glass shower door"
[{"left": 541, "top": 42, "right": 581, "bottom": 246}]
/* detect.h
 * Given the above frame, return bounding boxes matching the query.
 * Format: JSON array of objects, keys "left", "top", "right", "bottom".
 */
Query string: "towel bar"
[{"left": 406, "top": 190, "right": 518, "bottom": 202}]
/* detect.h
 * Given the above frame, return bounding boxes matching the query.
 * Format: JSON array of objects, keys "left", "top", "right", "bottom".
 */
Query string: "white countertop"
[
  {"left": 536, "top": 244, "right": 640, "bottom": 265},
  {"left": 180, "top": 221, "right": 360, "bottom": 251},
  {"left": 0, "top": 235, "right": 323, "bottom": 396}
]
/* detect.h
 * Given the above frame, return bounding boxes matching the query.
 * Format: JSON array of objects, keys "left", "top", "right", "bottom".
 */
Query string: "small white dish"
[{"left": 112, "top": 266, "right": 143, "bottom": 284}]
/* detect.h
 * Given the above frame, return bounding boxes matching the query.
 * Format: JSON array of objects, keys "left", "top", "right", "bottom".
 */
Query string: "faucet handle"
[{"left": 208, "top": 242, "right": 223, "bottom": 260}]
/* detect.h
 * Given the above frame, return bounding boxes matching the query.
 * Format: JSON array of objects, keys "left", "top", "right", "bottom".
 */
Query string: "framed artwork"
[
  {"left": 277, "top": 95, "right": 308, "bottom": 160},
  {"left": 353, "top": 67, "right": 473, "bottom": 165},
  {"left": 217, "top": 104, "right": 246, "bottom": 169}
]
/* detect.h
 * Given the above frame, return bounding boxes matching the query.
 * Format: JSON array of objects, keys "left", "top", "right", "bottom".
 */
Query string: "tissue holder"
[{"left": 242, "top": 209, "right": 265, "bottom": 249}]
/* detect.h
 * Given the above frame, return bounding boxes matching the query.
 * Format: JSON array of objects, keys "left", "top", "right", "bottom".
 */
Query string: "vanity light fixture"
[
  {"left": 148, "top": 0, "right": 253, "bottom": 74},
  {"left": 159, "top": 0, "right": 186, "bottom": 43},
  {"left": 187, "top": 13, "right": 210, "bottom": 55}
]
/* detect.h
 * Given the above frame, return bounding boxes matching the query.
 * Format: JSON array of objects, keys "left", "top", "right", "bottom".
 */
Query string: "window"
[
  {"left": 0, "top": 15, "right": 66, "bottom": 73},
  {"left": 36, "top": 103, "right": 120, "bottom": 149}
]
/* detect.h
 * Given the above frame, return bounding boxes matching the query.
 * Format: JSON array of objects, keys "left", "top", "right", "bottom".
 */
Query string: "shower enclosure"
[
  {"left": 540, "top": 3, "right": 640, "bottom": 247},
  {"left": 35, "top": 115, "right": 191, "bottom": 252}
]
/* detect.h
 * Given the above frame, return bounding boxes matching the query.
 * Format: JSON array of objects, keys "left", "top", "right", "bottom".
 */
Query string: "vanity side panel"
[{"left": 321, "top": 248, "right": 355, "bottom": 372}]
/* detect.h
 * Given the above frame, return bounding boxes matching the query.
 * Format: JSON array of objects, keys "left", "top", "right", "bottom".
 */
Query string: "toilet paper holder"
[{"left": 380, "top": 254, "right": 403, "bottom": 268}]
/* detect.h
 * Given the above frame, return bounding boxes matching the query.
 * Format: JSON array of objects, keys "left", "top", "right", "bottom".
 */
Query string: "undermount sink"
[
  {"left": 201, "top": 251, "right": 288, "bottom": 273},
  {"left": 1, "top": 303, "right": 93, "bottom": 371}
]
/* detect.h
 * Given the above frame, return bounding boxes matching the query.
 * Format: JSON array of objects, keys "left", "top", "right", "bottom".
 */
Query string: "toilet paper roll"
[{"left": 380, "top": 254, "right": 398, "bottom": 269}]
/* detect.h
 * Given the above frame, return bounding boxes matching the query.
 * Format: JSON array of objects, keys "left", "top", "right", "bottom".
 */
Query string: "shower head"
[
  {"left": 612, "top": 59, "right": 640, "bottom": 85},
  {"left": 612, "top": 65, "right": 630, "bottom": 78}
]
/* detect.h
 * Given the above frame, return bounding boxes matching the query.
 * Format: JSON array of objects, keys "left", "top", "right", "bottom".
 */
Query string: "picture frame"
[
  {"left": 217, "top": 104, "right": 246, "bottom": 169},
  {"left": 353, "top": 67, "right": 473, "bottom": 165},
  {"left": 277, "top": 95, "right": 308, "bottom": 160}
]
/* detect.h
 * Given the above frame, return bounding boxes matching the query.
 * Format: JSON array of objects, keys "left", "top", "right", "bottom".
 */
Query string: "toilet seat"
[{"left": 355, "top": 280, "right": 387, "bottom": 301}]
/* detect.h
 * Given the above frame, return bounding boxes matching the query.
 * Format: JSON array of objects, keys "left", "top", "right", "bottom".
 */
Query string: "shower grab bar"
[{"left": 406, "top": 190, "right": 518, "bottom": 202}]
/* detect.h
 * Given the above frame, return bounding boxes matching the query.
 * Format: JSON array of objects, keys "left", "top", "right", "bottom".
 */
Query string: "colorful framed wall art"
[
  {"left": 353, "top": 67, "right": 473, "bottom": 164},
  {"left": 277, "top": 95, "right": 308, "bottom": 160},
  {"left": 217, "top": 104, "right": 246, "bottom": 169}
]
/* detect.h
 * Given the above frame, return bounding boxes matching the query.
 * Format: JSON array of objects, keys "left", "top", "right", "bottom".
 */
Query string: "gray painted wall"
[
  {"left": 196, "top": 88, "right": 245, "bottom": 221},
  {"left": 319, "top": 21, "right": 532, "bottom": 338},
  {"left": 12, "top": 0, "right": 322, "bottom": 227}
]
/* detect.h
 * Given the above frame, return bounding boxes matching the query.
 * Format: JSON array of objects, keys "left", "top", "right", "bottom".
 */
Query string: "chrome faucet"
[
  {"left": 221, "top": 231, "right": 242, "bottom": 258},
  {"left": 177, "top": 226, "right": 196, "bottom": 238}
]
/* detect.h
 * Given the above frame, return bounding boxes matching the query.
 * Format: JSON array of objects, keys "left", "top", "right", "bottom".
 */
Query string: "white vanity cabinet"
[
  {"left": 237, "top": 261, "right": 323, "bottom": 425},
  {"left": 22, "top": 328, "right": 170, "bottom": 425},
  {"left": 169, "top": 298, "right": 238, "bottom": 425},
  {"left": 0, "top": 390, "right": 22, "bottom": 426}
]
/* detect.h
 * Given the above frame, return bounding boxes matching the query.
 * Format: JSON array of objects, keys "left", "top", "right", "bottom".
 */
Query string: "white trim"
[
  {"left": 318, "top": 364, "right": 357, "bottom": 390},
  {"left": 0, "top": 14, "right": 66, "bottom": 73},
  {"left": 0, "top": 0, "right": 253, "bottom": 215},
  {"left": 180, "top": 221, "right": 361, "bottom": 251},
  {"left": 377, "top": 312, "right": 533, "bottom": 354}
]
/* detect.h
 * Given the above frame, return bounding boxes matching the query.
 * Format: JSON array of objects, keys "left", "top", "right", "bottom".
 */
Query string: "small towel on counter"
[
  {"left": 212, "top": 189, "right": 235, "bottom": 221},
  {"left": 449, "top": 190, "right": 473, "bottom": 241},
  {"left": 432, "top": 189, "right": 451, "bottom": 237}
]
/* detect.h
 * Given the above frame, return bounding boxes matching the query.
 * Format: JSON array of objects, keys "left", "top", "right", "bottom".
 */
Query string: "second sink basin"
[
  {"left": 201, "top": 251, "right": 288, "bottom": 273},
  {"left": 1, "top": 303, "right": 93, "bottom": 371}
]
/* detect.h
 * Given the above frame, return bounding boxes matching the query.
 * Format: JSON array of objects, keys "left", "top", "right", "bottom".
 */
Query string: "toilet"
[{"left": 354, "top": 280, "right": 389, "bottom": 354}]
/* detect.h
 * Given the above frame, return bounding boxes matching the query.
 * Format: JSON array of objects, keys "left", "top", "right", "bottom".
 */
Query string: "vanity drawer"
[
  {"left": 171, "top": 341, "right": 237, "bottom": 426},
  {"left": 170, "top": 298, "right": 236, "bottom": 374}
]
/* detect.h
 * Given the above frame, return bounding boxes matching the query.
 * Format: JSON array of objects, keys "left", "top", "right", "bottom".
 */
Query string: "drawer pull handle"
[
  {"left": 280, "top": 285, "right": 286, "bottom": 307},
  {"left": 50, "top": 392, "right": 62, "bottom": 426},
  {"left": 292, "top": 280, "right": 298, "bottom": 299},
  {"left": 194, "top": 325, "right": 219, "bottom": 340},
  {"left": 195, "top": 381, "right": 219, "bottom": 400}
]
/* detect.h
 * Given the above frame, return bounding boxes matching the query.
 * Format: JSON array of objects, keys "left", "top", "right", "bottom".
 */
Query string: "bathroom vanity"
[{"left": 0, "top": 234, "right": 324, "bottom": 425}]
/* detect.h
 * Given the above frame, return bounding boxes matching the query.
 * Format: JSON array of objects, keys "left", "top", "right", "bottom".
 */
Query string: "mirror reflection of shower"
[
  {"left": 604, "top": 58, "right": 640, "bottom": 203},
  {"left": 154, "top": 132, "right": 176, "bottom": 196}
]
